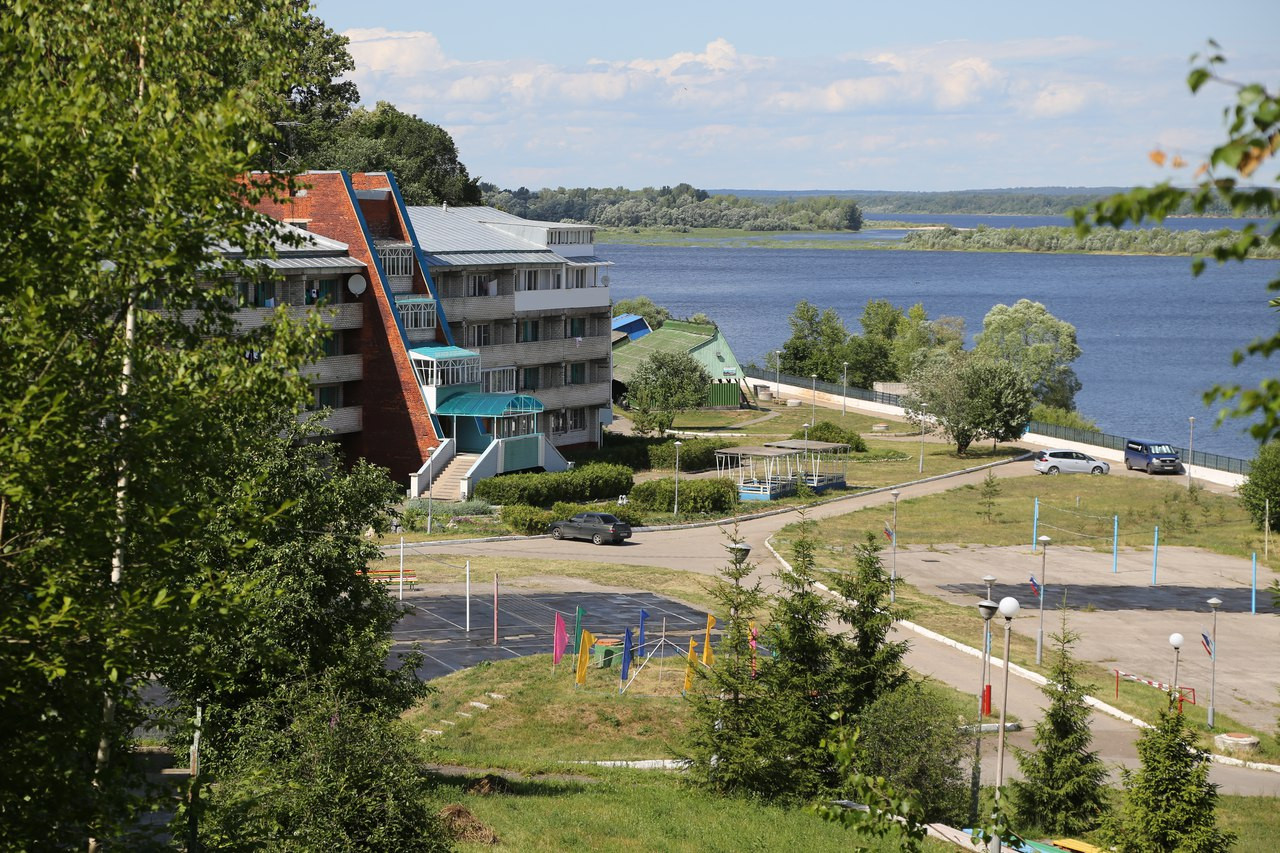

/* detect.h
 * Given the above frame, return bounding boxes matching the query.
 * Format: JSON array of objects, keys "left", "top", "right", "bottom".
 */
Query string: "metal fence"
[{"left": 744, "top": 367, "right": 1252, "bottom": 475}]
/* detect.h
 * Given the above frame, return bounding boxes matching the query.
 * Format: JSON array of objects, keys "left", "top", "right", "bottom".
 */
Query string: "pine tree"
[
  {"left": 1010, "top": 610, "right": 1108, "bottom": 835},
  {"left": 1103, "top": 700, "right": 1236, "bottom": 852},
  {"left": 828, "top": 533, "right": 909, "bottom": 716},
  {"left": 683, "top": 530, "right": 788, "bottom": 795}
]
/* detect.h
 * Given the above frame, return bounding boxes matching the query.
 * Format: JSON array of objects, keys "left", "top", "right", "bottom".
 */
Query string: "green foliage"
[
  {"left": 901, "top": 224, "right": 1279, "bottom": 259},
  {"left": 978, "top": 470, "right": 1003, "bottom": 524},
  {"left": 813, "top": 722, "right": 929, "bottom": 852},
  {"left": 1075, "top": 45, "right": 1280, "bottom": 443},
  {"left": 473, "top": 463, "right": 634, "bottom": 507},
  {"left": 548, "top": 501, "right": 643, "bottom": 527},
  {"left": 627, "top": 350, "right": 712, "bottom": 436},
  {"left": 904, "top": 353, "right": 1033, "bottom": 454},
  {"left": 0, "top": 0, "right": 334, "bottom": 843},
  {"left": 1030, "top": 404, "right": 1099, "bottom": 431},
  {"left": 401, "top": 498, "right": 495, "bottom": 531},
  {"left": 853, "top": 683, "right": 968, "bottom": 824},
  {"left": 320, "top": 101, "right": 481, "bottom": 206},
  {"left": 647, "top": 436, "right": 736, "bottom": 471},
  {"left": 499, "top": 504, "right": 556, "bottom": 535},
  {"left": 828, "top": 534, "right": 910, "bottom": 715},
  {"left": 1237, "top": 441, "right": 1280, "bottom": 531},
  {"left": 612, "top": 296, "right": 671, "bottom": 331},
  {"left": 193, "top": 684, "right": 450, "bottom": 851},
  {"left": 1103, "top": 700, "right": 1236, "bottom": 852},
  {"left": 975, "top": 299, "right": 1083, "bottom": 410},
  {"left": 791, "top": 420, "right": 868, "bottom": 453},
  {"left": 1010, "top": 614, "right": 1109, "bottom": 835},
  {"left": 483, "top": 183, "right": 863, "bottom": 231},
  {"left": 627, "top": 478, "right": 738, "bottom": 515}
]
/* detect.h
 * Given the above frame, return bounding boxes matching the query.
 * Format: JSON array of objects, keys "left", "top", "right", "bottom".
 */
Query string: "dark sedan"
[{"left": 548, "top": 512, "right": 632, "bottom": 545}]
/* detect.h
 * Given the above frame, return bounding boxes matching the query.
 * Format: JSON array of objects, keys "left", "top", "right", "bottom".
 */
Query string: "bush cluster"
[
  {"left": 498, "top": 505, "right": 556, "bottom": 535},
  {"left": 400, "top": 499, "right": 493, "bottom": 531},
  {"left": 790, "top": 420, "right": 867, "bottom": 452},
  {"left": 628, "top": 477, "right": 738, "bottom": 515},
  {"left": 549, "top": 502, "right": 643, "bottom": 527},
  {"left": 475, "top": 463, "right": 633, "bottom": 507},
  {"left": 648, "top": 436, "right": 736, "bottom": 471}
]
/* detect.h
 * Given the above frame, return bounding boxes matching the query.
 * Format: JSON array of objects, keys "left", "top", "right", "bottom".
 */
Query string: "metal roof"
[
  {"left": 407, "top": 205, "right": 548, "bottom": 253},
  {"left": 409, "top": 344, "right": 479, "bottom": 360},
  {"left": 715, "top": 446, "right": 798, "bottom": 458},
  {"left": 564, "top": 256, "right": 614, "bottom": 266},
  {"left": 421, "top": 251, "right": 566, "bottom": 267},
  {"left": 246, "top": 256, "right": 366, "bottom": 274},
  {"left": 435, "top": 392, "right": 544, "bottom": 417},
  {"left": 765, "top": 439, "right": 851, "bottom": 452}
]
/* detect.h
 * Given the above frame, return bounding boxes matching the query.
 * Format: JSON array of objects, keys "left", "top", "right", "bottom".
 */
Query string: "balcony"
[
  {"left": 299, "top": 353, "right": 362, "bottom": 384},
  {"left": 231, "top": 302, "right": 363, "bottom": 332},
  {"left": 475, "top": 335, "right": 610, "bottom": 366},
  {"left": 302, "top": 405, "right": 362, "bottom": 435},
  {"left": 514, "top": 286, "right": 610, "bottom": 313}
]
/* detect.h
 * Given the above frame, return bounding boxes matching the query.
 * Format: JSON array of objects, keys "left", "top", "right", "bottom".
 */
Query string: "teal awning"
[
  {"left": 435, "top": 392, "right": 544, "bottom": 417},
  {"left": 410, "top": 344, "right": 478, "bottom": 360}
]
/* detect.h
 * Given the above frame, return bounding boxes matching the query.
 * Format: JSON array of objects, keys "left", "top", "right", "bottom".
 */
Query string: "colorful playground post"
[
  {"left": 1112, "top": 515, "right": 1119, "bottom": 573},
  {"left": 1151, "top": 526, "right": 1159, "bottom": 585},
  {"left": 1032, "top": 497, "right": 1040, "bottom": 550},
  {"left": 1253, "top": 553, "right": 1258, "bottom": 614}
]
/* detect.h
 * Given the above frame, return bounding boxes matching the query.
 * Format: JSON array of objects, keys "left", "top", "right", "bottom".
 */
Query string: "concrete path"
[{"left": 407, "top": 457, "right": 1280, "bottom": 795}]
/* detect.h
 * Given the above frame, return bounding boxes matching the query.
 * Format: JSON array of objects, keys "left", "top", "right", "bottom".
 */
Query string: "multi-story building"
[{"left": 247, "top": 170, "right": 613, "bottom": 499}]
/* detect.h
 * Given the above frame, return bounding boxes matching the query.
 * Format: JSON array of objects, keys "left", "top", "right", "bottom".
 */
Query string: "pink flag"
[{"left": 553, "top": 612, "right": 569, "bottom": 665}]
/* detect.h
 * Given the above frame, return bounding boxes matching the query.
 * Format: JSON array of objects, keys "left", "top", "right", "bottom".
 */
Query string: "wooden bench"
[{"left": 366, "top": 568, "right": 418, "bottom": 590}]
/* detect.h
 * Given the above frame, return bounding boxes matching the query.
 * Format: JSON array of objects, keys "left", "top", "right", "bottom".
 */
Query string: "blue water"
[
  {"left": 863, "top": 213, "right": 1268, "bottom": 231},
  {"left": 601, "top": 243, "right": 1280, "bottom": 459}
]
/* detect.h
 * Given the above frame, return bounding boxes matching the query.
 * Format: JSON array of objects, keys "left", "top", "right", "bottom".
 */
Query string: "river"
[{"left": 599, "top": 237, "right": 1280, "bottom": 459}]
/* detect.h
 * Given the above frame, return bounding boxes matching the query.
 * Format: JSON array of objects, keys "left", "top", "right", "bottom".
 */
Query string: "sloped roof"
[
  {"left": 406, "top": 205, "right": 546, "bottom": 254},
  {"left": 435, "top": 392, "right": 544, "bottom": 417},
  {"left": 611, "top": 323, "right": 715, "bottom": 382}
]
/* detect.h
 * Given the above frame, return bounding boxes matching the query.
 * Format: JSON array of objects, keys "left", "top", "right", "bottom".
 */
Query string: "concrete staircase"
[{"left": 425, "top": 452, "right": 480, "bottom": 501}]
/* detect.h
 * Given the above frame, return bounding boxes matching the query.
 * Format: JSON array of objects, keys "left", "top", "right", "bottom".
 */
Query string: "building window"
[
  {"left": 520, "top": 366, "right": 539, "bottom": 391},
  {"left": 569, "top": 268, "right": 587, "bottom": 289},
  {"left": 550, "top": 409, "right": 567, "bottom": 433},
  {"left": 319, "top": 333, "right": 341, "bottom": 358},
  {"left": 311, "top": 384, "right": 342, "bottom": 410},
  {"left": 241, "top": 280, "right": 277, "bottom": 308},
  {"left": 516, "top": 269, "right": 543, "bottom": 292},
  {"left": 565, "top": 362, "right": 586, "bottom": 385},
  {"left": 378, "top": 245, "right": 414, "bottom": 277},
  {"left": 496, "top": 413, "right": 537, "bottom": 438},
  {"left": 306, "top": 278, "right": 338, "bottom": 305},
  {"left": 466, "top": 274, "right": 494, "bottom": 297},
  {"left": 398, "top": 301, "right": 436, "bottom": 330},
  {"left": 465, "top": 324, "right": 491, "bottom": 347},
  {"left": 482, "top": 367, "right": 516, "bottom": 394},
  {"left": 517, "top": 319, "right": 540, "bottom": 343},
  {"left": 568, "top": 407, "right": 586, "bottom": 431},
  {"left": 567, "top": 316, "right": 586, "bottom": 338},
  {"left": 412, "top": 356, "right": 480, "bottom": 387}
]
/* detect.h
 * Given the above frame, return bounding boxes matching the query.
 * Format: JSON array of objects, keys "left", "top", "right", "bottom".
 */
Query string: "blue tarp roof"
[
  {"left": 435, "top": 392, "right": 544, "bottom": 417},
  {"left": 409, "top": 344, "right": 479, "bottom": 360},
  {"left": 612, "top": 313, "right": 643, "bottom": 329}
]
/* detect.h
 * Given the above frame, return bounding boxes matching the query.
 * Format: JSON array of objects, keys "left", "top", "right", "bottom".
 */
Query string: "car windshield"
[{"left": 1149, "top": 444, "right": 1176, "bottom": 455}]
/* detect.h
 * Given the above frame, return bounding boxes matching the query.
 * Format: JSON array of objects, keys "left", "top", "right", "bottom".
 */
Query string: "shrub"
[
  {"left": 790, "top": 420, "right": 867, "bottom": 452},
  {"left": 499, "top": 504, "right": 555, "bottom": 535},
  {"left": 629, "top": 477, "right": 738, "bottom": 515},
  {"left": 400, "top": 499, "right": 494, "bottom": 531},
  {"left": 475, "top": 463, "right": 633, "bottom": 507},
  {"left": 648, "top": 437, "right": 735, "bottom": 471},
  {"left": 549, "top": 501, "right": 644, "bottom": 527},
  {"left": 1030, "top": 404, "right": 1099, "bottom": 432},
  {"left": 1239, "top": 441, "right": 1280, "bottom": 531}
]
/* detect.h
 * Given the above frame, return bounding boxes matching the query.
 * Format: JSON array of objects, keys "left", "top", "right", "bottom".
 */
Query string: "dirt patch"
[
  {"left": 439, "top": 803, "right": 499, "bottom": 844},
  {"left": 465, "top": 773, "right": 513, "bottom": 796}
]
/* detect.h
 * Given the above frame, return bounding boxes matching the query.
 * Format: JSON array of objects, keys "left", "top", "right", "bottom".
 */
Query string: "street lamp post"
[
  {"left": 427, "top": 450, "right": 435, "bottom": 534},
  {"left": 802, "top": 423, "right": 811, "bottom": 487},
  {"left": 1188, "top": 416, "right": 1196, "bottom": 490},
  {"left": 1036, "top": 535, "right": 1050, "bottom": 665},
  {"left": 810, "top": 373, "right": 817, "bottom": 425},
  {"left": 842, "top": 361, "right": 848, "bottom": 416},
  {"left": 982, "top": 574, "right": 997, "bottom": 695},
  {"left": 992, "top": 596, "right": 1021, "bottom": 853},
  {"left": 673, "top": 440, "right": 683, "bottom": 517},
  {"left": 1207, "top": 597, "right": 1221, "bottom": 728},
  {"left": 918, "top": 403, "right": 927, "bottom": 475},
  {"left": 971, "top": 597, "right": 999, "bottom": 829},
  {"left": 890, "top": 490, "right": 900, "bottom": 604},
  {"left": 774, "top": 350, "right": 782, "bottom": 398},
  {"left": 1169, "top": 632, "right": 1184, "bottom": 702}
]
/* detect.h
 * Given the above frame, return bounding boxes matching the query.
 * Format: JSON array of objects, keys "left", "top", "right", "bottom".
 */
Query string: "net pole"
[
  {"left": 1032, "top": 497, "right": 1040, "bottom": 551},
  {"left": 1112, "top": 515, "right": 1119, "bottom": 574}
]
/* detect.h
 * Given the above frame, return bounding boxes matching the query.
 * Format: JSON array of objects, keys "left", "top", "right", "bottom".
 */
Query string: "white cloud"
[
  {"left": 1026, "top": 83, "right": 1091, "bottom": 118},
  {"left": 345, "top": 28, "right": 449, "bottom": 76}
]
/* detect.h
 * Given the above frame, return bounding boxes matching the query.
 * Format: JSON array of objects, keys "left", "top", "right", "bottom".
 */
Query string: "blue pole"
[
  {"left": 1253, "top": 552, "right": 1258, "bottom": 615},
  {"left": 1112, "top": 515, "right": 1119, "bottom": 574},
  {"left": 1032, "top": 497, "right": 1040, "bottom": 551},
  {"left": 1151, "top": 526, "right": 1159, "bottom": 585}
]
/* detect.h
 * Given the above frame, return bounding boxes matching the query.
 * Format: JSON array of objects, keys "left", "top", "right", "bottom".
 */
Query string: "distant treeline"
[
  {"left": 479, "top": 183, "right": 863, "bottom": 231},
  {"left": 901, "top": 225, "right": 1280, "bottom": 258}
]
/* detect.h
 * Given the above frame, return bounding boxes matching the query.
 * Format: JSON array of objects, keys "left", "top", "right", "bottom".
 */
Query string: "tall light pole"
[
  {"left": 1035, "top": 535, "right": 1050, "bottom": 665},
  {"left": 810, "top": 373, "right": 818, "bottom": 425},
  {"left": 673, "top": 440, "right": 683, "bottom": 517},
  {"left": 1169, "top": 632, "right": 1184, "bottom": 701},
  {"left": 1207, "top": 597, "right": 1221, "bottom": 728},
  {"left": 427, "top": 450, "right": 435, "bottom": 534},
  {"left": 774, "top": 349, "right": 782, "bottom": 398},
  {"left": 890, "top": 489, "right": 900, "bottom": 604},
  {"left": 1187, "top": 416, "right": 1195, "bottom": 490},
  {"left": 802, "top": 423, "right": 811, "bottom": 486},
  {"left": 982, "top": 574, "right": 997, "bottom": 697},
  {"left": 993, "top": 596, "right": 1021, "bottom": 853},
  {"left": 842, "top": 361, "right": 848, "bottom": 416},
  {"left": 971, "top": 597, "right": 998, "bottom": 829},
  {"left": 918, "top": 402, "right": 927, "bottom": 474}
]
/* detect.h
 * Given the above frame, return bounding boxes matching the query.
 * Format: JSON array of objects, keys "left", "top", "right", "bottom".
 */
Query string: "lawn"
[{"left": 671, "top": 401, "right": 912, "bottom": 437}]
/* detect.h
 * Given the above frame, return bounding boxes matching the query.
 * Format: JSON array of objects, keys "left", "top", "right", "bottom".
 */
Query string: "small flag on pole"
[
  {"left": 638, "top": 609, "right": 649, "bottom": 659},
  {"left": 1029, "top": 575, "right": 1041, "bottom": 598},
  {"left": 683, "top": 637, "right": 697, "bottom": 694},
  {"left": 749, "top": 622, "right": 758, "bottom": 678},
  {"left": 1201, "top": 631, "right": 1214, "bottom": 657},
  {"left": 572, "top": 606, "right": 583, "bottom": 654},
  {"left": 575, "top": 629, "right": 596, "bottom": 686},
  {"left": 553, "top": 612, "right": 568, "bottom": 665},
  {"left": 883, "top": 524, "right": 895, "bottom": 544},
  {"left": 702, "top": 614, "right": 716, "bottom": 666},
  {"left": 620, "top": 628, "right": 633, "bottom": 683}
]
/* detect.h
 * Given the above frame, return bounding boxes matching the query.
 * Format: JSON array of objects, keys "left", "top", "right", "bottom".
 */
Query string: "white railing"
[
  {"left": 460, "top": 441, "right": 500, "bottom": 500},
  {"left": 408, "top": 438, "right": 455, "bottom": 498}
]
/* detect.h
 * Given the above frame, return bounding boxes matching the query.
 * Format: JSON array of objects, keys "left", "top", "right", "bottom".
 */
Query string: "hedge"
[
  {"left": 549, "top": 502, "right": 644, "bottom": 527},
  {"left": 475, "top": 463, "right": 634, "bottom": 507},
  {"left": 790, "top": 420, "right": 867, "bottom": 453},
  {"left": 628, "top": 477, "right": 738, "bottom": 515},
  {"left": 648, "top": 437, "right": 736, "bottom": 471},
  {"left": 499, "top": 505, "right": 556, "bottom": 535}
]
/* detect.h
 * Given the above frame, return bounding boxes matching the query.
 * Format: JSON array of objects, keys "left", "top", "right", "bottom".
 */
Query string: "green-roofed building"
[{"left": 612, "top": 319, "right": 748, "bottom": 408}]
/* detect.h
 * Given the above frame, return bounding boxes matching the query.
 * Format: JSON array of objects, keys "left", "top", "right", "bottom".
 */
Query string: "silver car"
[{"left": 1033, "top": 449, "right": 1110, "bottom": 475}]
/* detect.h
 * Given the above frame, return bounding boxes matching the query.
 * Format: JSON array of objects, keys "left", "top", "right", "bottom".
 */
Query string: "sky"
[{"left": 313, "top": 0, "right": 1279, "bottom": 192}]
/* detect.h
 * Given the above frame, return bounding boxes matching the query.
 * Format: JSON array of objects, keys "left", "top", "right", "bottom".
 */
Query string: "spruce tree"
[
  {"left": 1103, "top": 700, "right": 1236, "bottom": 852},
  {"left": 1010, "top": 610, "right": 1108, "bottom": 835},
  {"left": 683, "top": 531, "right": 787, "bottom": 795},
  {"left": 828, "top": 533, "right": 909, "bottom": 716}
]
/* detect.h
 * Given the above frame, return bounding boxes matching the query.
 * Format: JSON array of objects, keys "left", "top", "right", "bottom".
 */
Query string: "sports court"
[{"left": 391, "top": 589, "right": 715, "bottom": 681}]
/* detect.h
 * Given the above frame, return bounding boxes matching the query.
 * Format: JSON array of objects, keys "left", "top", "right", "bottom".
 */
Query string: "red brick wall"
[{"left": 253, "top": 171, "right": 440, "bottom": 484}]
